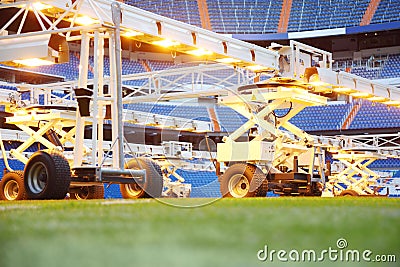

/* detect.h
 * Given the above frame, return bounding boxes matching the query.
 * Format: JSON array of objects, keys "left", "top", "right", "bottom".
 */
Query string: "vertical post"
[
  {"left": 111, "top": 2, "right": 124, "bottom": 170},
  {"left": 97, "top": 33, "right": 105, "bottom": 166},
  {"left": 74, "top": 31, "right": 90, "bottom": 167},
  {"left": 92, "top": 31, "right": 104, "bottom": 166},
  {"left": 322, "top": 54, "right": 327, "bottom": 69},
  {"left": 290, "top": 40, "right": 295, "bottom": 78},
  {"left": 295, "top": 45, "right": 300, "bottom": 78},
  {"left": 109, "top": 31, "right": 117, "bottom": 168}
]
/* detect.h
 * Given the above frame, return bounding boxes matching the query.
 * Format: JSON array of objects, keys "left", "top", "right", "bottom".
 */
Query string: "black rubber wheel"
[
  {"left": 24, "top": 150, "right": 71, "bottom": 200},
  {"left": 219, "top": 163, "right": 267, "bottom": 198},
  {"left": 0, "top": 171, "right": 27, "bottom": 201},
  {"left": 70, "top": 186, "right": 104, "bottom": 200},
  {"left": 120, "top": 157, "right": 163, "bottom": 199},
  {"left": 340, "top": 189, "right": 360, "bottom": 197}
]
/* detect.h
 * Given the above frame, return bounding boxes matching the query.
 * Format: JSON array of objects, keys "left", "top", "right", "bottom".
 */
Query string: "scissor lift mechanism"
[
  {"left": 326, "top": 150, "right": 383, "bottom": 196},
  {"left": 216, "top": 83, "right": 329, "bottom": 197},
  {"left": 216, "top": 79, "right": 400, "bottom": 197},
  {"left": 0, "top": 1, "right": 400, "bottom": 200}
]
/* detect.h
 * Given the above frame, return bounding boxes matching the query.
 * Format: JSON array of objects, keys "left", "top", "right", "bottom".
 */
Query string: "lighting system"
[
  {"left": 74, "top": 15, "right": 99, "bottom": 25},
  {"left": 31, "top": 2, "right": 52, "bottom": 11},
  {"left": 366, "top": 96, "right": 388, "bottom": 102},
  {"left": 382, "top": 100, "right": 400, "bottom": 106},
  {"left": 350, "top": 92, "right": 372, "bottom": 98},
  {"left": 333, "top": 87, "right": 356, "bottom": 93},
  {"left": 308, "top": 67, "right": 400, "bottom": 104},
  {"left": 152, "top": 39, "right": 180, "bottom": 47},
  {"left": 185, "top": 48, "right": 213, "bottom": 57},
  {"left": 215, "top": 58, "right": 241, "bottom": 64},
  {"left": 0, "top": 34, "right": 69, "bottom": 67},
  {"left": 123, "top": 30, "right": 144, "bottom": 38},
  {"left": 247, "top": 65, "right": 266, "bottom": 71},
  {"left": 310, "top": 81, "right": 330, "bottom": 87},
  {"left": 12, "top": 58, "right": 54, "bottom": 67}
]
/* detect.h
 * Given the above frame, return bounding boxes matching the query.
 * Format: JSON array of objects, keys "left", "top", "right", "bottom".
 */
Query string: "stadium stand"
[
  {"left": 104, "top": 184, "right": 123, "bottom": 199},
  {"left": 126, "top": 103, "right": 211, "bottom": 122},
  {"left": 0, "top": 159, "right": 25, "bottom": 172},
  {"left": 348, "top": 101, "right": 400, "bottom": 130},
  {"left": 174, "top": 169, "right": 221, "bottom": 198},
  {"left": 288, "top": 0, "right": 370, "bottom": 32},
  {"left": 206, "top": 0, "right": 282, "bottom": 33},
  {"left": 370, "top": 158, "right": 400, "bottom": 169},
  {"left": 0, "top": 84, "right": 17, "bottom": 91},
  {"left": 124, "top": 0, "right": 202, "bottom": 28},
  {"left": 334, "top": 53, "right": 400, "bottom": 80},
  {"left": 124, "top": 0, "right": 400, "bottom": 34},
  {"left": 288, "top": 103, "right": 351, "bottom": 131},
  {"left": 18, "top": 52, "right": 80, "bottom": 81},
  {"left": 127, "top": 102, "right": 352, "bottom": 133},
  {"left": 147, "top": 60, "right": 175, "bottom": 71},
  {"left": 371, "top": 0, "right": 400, "bottom": 24},
  {"left": 103, "top": 169, "right": 221, "bottom": 198},
  {"left": 215, "top": 103, "right": 351, "bottom": 133},
  {"left": 379, "top": 54, "right": 400, "bottom": 79},
  {"left": 215, "top": 106, "right": 248, "bottom": 133}
]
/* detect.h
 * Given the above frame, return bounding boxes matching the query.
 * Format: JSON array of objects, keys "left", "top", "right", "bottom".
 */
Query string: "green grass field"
[{"left": 0, "top": 197, "right": 399, "bottom": 267}]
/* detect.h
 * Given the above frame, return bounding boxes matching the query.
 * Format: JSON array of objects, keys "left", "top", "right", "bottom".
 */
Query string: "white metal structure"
[{"left": 0, "top": 0, "right": 399, "bottom": 200}]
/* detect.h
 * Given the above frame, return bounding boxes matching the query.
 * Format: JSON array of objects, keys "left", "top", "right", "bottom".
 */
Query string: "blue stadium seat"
[
  {"left": 371, "top": 0, "right": 400, "bottom": 24},
  {"left": 125, "top": 0, "right": 202, "bottom": 28},
  {"left": 288, "top": 0, "right": 370, "bottom": 32},
  {"left": 175, "top": 169, "right": 221, "bottom": 198},
  {"left": 349, "top": 101, "right": 400, "bottom": 130}
]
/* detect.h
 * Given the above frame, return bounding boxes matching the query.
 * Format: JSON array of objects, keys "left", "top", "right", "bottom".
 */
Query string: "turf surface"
[{"left": 0, "top": 197, "right": 399, "bottom": 267}]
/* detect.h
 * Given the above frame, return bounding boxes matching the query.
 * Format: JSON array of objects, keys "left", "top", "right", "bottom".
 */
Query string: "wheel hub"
[
  {"left": 228, "top": 174, "right": 250, "bottom": 198},
  {"left": 4, "top": 180, "right": 19, "bottom": 200},
  {"left": 75, "top": 187, "right": 89, "bottom": 200},
  {"left": 27, "top": 162, "right": 48, "bottom": 194},
  {"left": 125, "top": 183, "right": 143, "bottom": 197}
]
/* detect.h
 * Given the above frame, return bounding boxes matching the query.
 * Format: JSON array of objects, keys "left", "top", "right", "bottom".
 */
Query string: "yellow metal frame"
[
  {"left": 217, "top": 87, "right": 327, "bottom": 167},
  {"left": 5, "top": 108, "right": 89, "bottom": 164},
  {"left": 326, "top": 150, "right": 385, "bottom": 196}
]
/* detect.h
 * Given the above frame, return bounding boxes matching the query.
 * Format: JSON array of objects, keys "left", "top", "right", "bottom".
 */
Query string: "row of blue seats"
[
  {"left": 0, "top": 84, "right": 18, "bottom": 91},
  {"left": 217, "top": 104, "right": 351, "bottom": 132},
  {"left": 370, "top": 158, "right": 400, "bottom": 169},
  {"left": 288, "top": 0, "right": 370, "bottom": 32},
  {"left": 125, "top": 0, "right": 202, "bottom": 28},
  {"left": 349, "top": 102, "right": 400, "bottom": 130},
  {"left": 81, "top": 169, "right": 221, "bottom": 199},
  {"left": 126, "top": 103, "right": 211, "bottom": 122},
  {"left": 16, "top": 52, "right": 146, "bottom": 82},
  {"left": 123, "top": 0, "right": 400, "bottom": 34}
]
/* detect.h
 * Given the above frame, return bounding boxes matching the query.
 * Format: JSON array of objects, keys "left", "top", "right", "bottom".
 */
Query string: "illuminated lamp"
[
  {"left": 382, "top": 100, "right": 400, "bottom": 106},
  {"left": 366, "top": 96, "right": 388, "bottom": 102},
  {"left": 215, "top": 58, "right": 241, "bottom": 64},
  {"left": 333, "top": 87, "right": 356, "bottom": 93},
  {"left": 185, "top": 48, "right": 213, "bottom": 56},
  {"left": 72, "top": 15, "right": 99, "bottom": 26},
  {"left": 0, "top": 34, "right": 69, "bottom": 67},
  {"left": 31, "top": 2, "right": 52, "bottom": 11},
  {"left": 350, "top": 92, "right": 372, "bottom": 98},
  {"left": 152, "top": 39, "right": 180, "bottom": 47},
  {"left": 310, "top": 81, "right": 330, "bottom": 87},
  {"left": 123, "top": 30, "right": 144, "bottom": 38},
  {"left": 12, "top": 58, "right": 54, "bottom": 66},
  {"left": 247, "top": 65, "right": 266, "bottom": 71}
]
